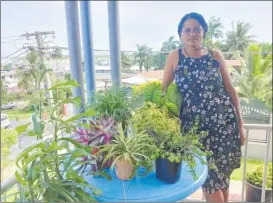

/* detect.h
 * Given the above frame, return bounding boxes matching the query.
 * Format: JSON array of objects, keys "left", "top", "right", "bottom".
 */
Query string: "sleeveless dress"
[{"left": 174, "top": 48, "right": 242, "bottom": 194}]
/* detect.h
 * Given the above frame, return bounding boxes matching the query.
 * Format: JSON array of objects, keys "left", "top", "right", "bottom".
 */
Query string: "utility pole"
[{"left": 21, "top": 31, "right": 55, "bottom": 105}]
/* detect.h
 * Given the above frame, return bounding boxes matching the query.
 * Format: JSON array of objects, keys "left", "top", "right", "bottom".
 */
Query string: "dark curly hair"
[{"left": 177, "top": 12, "right": 208, "bottom": 38}]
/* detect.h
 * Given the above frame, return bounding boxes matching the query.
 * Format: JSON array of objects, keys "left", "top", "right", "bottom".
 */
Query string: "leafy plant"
[
  {"left": 132, "top": 81, "right": 182, "bottom": 116},
  {"left": 73, "top": 116, "right": 118, "bottom": 172},
  {"left": 246, "top": 162, "right": 272, "bottom": 189},
  {"left": 99, "top": 123, "right": 156, "bottom": 179},
  {"left": 132, "top": 102, "right": 209, "bottom": 180},
  {"left": 89, "top": 85, "right": 132, "bottom": 129},
  {"left": 11, "top": 81, "right": 102, "bottom": 202}
]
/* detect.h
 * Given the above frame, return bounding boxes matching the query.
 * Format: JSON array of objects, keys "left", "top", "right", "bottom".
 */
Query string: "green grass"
[
  {"left": 2, "top": 108, "right": 34, "bottom": 121},
  {"left": 231, "top": 158, "right": 263, "bottom": 181}
]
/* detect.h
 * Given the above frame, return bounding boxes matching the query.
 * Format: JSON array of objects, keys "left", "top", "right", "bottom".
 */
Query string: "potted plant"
[
  {"left": 245, "top": 162, "right": 272, "bottom": 202},
  {"left": 89, "top": 85, "right": 132, "bottom": 130},
  {"left": 131, "top": 81, "right": 182, "bottom": 117},
  {"left": 132, "top": 102, "right": 208, "bottom": 183},
  {"left": 99, "top": 123, "right": 155, "bottom": 180},
  {"left": 12, "top": 80, "right": 102, "bottom": 202},
  {"left": 73, "top": 115, "right": 118, "bottom": 172}
]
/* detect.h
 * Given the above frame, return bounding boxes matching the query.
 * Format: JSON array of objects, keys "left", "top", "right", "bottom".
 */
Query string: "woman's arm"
[
  {"left": 213, "top": 50, "right": 244, "bottom": 126},
  {"left": 161, "top": 50, "right": 179, "bottom": 94}
]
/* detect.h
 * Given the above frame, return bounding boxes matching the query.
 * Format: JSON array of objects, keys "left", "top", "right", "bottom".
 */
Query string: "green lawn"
[
  {"left": 2, "top": 108, "right": 34, "bottom": 121},
  {"left": 231, "top": 158, "right": 263, "bottom": 181}
]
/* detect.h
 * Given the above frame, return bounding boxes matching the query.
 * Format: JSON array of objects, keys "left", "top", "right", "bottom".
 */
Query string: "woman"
[{"left": 162, "top": 12, "right": 246, "bottom": 202}]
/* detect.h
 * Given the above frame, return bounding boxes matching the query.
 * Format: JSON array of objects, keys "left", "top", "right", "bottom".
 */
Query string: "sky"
[{"left": 1, "top": 1, "right": 272, "bottom": 58}]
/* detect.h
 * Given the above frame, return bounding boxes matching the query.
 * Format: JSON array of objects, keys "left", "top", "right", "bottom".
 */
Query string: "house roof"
[
  {"left": 135, "top": 70, "right": 164, "bottom": 80},
  {"left": 226, "top": 60, "right": 241, "bottom": 67}
]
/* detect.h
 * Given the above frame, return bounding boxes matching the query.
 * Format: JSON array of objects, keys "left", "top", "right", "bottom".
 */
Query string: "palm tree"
[
  {"left": 133, "top": 44, "right": 151, "bottom": 72},
  {"left": 121, "top": 52, "right": 132, "bottom": 73},
  {"left": 160, "top": 36, "right": 180, "bottom": 52},
  {"left": 231, "top": 44, "right": 272, "bottom": 108},
  {"left": 18, "top": 51, "right": 40, "bottom": 91},
  {"left": 143, "top": 49, "right": 154, "bottom": 72},
  {"left": 207, "top": 17, "right": 224, "bottom": 42},
  {"left": 153, "top": 53, "right": 167, "bottom": 70},
  {"left": 225, "top": 21, "right": 256, "bottom": 52}
]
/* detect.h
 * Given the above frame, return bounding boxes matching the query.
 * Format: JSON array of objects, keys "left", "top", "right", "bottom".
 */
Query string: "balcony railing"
[{"left": 1, "top": 123, "right": 272, "bottom": 202}]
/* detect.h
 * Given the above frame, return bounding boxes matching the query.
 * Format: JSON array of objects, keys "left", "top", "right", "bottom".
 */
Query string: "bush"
[{"left": 246, "top": 162, "right": 272, "bottom": 189}]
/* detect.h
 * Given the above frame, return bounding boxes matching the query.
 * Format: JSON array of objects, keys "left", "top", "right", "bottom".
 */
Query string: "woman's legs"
[
  {"left": 204, "top": 190, "right": 225, "bottom": 202},
  {"left": 222, "top": 188, "right": 229, "bottom": 202}
]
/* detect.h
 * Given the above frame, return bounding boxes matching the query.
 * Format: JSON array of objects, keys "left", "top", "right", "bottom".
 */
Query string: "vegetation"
[
  {"left": 225, "top": 21, "right": 256, "bottom": 52},
  {"left": 231, "top": 44, "right": 272, "bottom": 109},
  {"left": 99, "top": 123, "right": 156, "bottom": 178},
  {"left": 89, "top": 85, "right": 132, "bottom": 129},
  {"left": 132, "top": 102, "right": 209, "bottom": 180},
  {"left": 246, "top": 162, "right": 272, "bottom": 189},
  {"left": 6, "top": 81, "right": 101, "bottom": 202}
]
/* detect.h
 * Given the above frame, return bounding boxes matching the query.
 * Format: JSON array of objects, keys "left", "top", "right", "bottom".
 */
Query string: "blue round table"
[{"left": 84, "top": 157, "right": 208, "bottom": 202}]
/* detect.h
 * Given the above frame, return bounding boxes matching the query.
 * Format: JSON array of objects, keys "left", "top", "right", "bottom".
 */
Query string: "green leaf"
[
  {"left": 15, "top": 171, "right": 27, "bottom": 186},
  {"left": 45, "top": 141, "right": 58, "bottom": 153},
  {"left": 165, "top": 102, "right": 178, "bottom": 115},
  {"left": 144, "top": 82, "right": 162, "bottom": 103},
  {"left": 47, "top": 79, "right": 80, "bottom": 91},
  {"left": 28, "top": 130, "right": 35, "bottom": 136},
  {"left": 64, "top": 109, "right": 96, "bottom": 123},
  {"left": 15, "top": 123, "right": 31, "bottom": 135},
  {"left": 79, "top": 122, "right": 90, "bottom": 129}
]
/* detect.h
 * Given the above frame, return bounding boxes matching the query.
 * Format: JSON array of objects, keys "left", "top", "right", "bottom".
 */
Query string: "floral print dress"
[{"left": 174, "top": 48, "right": 242, "bottom": 194}]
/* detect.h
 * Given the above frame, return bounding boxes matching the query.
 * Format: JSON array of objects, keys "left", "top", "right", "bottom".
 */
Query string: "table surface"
[{"left": 84, "top": 157, "right": 208, "bottom": 202}]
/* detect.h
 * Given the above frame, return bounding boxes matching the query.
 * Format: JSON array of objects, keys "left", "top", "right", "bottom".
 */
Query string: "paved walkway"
[{"left": 183, "top": 180, "right": 243, "bottom": 202}]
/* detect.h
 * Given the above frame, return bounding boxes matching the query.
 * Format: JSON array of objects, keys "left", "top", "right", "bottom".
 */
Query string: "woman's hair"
[{"left": 177, "top": 12, "right": 208, "bottom": 38}]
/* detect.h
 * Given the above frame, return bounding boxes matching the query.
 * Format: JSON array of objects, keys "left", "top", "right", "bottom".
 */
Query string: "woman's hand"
[{"left": 239, "top": 126, "right": 246, "bottom": 146}]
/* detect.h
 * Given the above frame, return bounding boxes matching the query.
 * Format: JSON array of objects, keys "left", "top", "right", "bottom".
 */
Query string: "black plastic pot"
[
  {"left": 245, "top": 181, "right": 272, "bottom": 202},
  {"left": 155, "top": 158, "right": 182, "bottom": 184}
]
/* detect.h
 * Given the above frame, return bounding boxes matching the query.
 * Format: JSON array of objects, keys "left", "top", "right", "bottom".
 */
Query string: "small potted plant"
[
  {"left": 89, "top": 85, "right": 132, "bottom": 130},
  {"left": 245, "top": 162, "right": 272, "bottom": 202},
  {"left": 74, "top": 115, "right": 117, "bottom": 172},
  {"left": 99, "top": 123, "right": 155, "bottom": 180},
  {"left": 132, "top": 102, "right": 208, "bottom": 183}
]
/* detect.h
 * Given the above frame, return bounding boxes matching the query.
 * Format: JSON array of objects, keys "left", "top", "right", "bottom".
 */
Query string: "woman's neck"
[{"left": 183, "top": 46, "right": 205, "bottom": 57}]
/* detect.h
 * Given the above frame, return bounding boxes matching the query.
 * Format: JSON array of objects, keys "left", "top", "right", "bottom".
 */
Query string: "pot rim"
[
  {"left": 156, "top": 158, "right": 182, "bottom": 164},
  {"left": 245, "top": 180, "right": 273, "bottom": 191}
]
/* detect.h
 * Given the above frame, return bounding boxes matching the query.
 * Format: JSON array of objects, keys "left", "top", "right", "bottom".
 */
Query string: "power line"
[
  {"left": 1, "top": 48, "right": 24, "bottom": 60},
  {"left": 1, "top": 35, "right": 21, "bottom": 39}
]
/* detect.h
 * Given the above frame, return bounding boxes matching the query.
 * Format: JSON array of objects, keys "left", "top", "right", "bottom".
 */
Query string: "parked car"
[
  {"left": 1, "top": 114, "right": 10, "bottom": 129},
  {"left": 1, "top": 102, "right": 16, "bottom": 110}
]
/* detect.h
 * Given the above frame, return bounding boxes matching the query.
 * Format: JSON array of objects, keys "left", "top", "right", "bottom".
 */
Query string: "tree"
[
  {"left": 259, "top": 42, "right": 272, "bottom": 59},
  {"left": 1, "top": 80, "right": 8, "bottom": 105},
  {"left": 207, "top": 16, "right": 224, "bottom": 42},
  {"left": 153, "top": 53, "right": 167, "bottom": 70},
  {"left": 231, "top": 44, "right": 272, "bottom": 108},
  {"left": 121, "top": 52, "right": 132, "bottom": 73},
  {"left": 225, "top": 21, "right": 256, "bottom": 52},
  {"left": 133, "top": 44, "right": 152, "bottom": 72},
  {"left": 160, "top": 36, "right": 180, "bottom": 52}
]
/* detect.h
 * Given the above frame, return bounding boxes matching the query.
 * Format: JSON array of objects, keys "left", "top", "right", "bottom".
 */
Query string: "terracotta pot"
[
  {"left": 115, "top": 159, "right": 133, "bottom": 180},
  {"left": 102, "top": 158, "right": 113, "bottom": 169},
  {"left": 91, "top": 148, "right": 99, "bottom": 155}
]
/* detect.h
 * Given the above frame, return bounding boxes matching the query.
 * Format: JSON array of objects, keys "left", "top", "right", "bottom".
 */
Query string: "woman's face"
[{"left": 180, "top": 18, "right": 204, "bottom": 49}]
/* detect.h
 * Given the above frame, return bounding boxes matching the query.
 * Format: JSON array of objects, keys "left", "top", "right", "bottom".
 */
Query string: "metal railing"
[
  {"left": 241, "top": 124, "right": 272, "bottom": 202},
  {"left": 1, "top": 123, "right": 272, "bottom": 202}
]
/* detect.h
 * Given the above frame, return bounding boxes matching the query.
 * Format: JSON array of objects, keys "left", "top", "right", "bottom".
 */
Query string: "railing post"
[
  {"left": 261, "top": 128, "right": 271, "bottom": 202},
  {"left": 80, "top": 1, "right": 96, "bottom": 104},
  {"left": 64, "top": 1, "right": 86, "bottom": 114},
  {"left": 107, "top": 1, "right": 121, "bottom": 86},
  {"left": 241, "top": 127, "right": 250, "bottom": 202}
]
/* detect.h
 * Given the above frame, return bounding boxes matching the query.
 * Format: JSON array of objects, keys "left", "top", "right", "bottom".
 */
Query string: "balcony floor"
[{"left": 183, "top": 180, "right": 242, "bottom": 202}]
